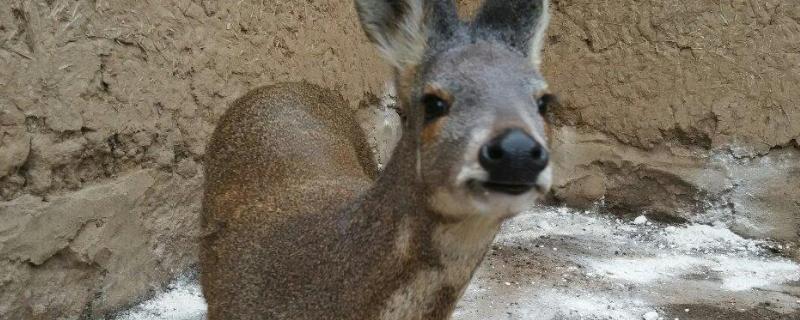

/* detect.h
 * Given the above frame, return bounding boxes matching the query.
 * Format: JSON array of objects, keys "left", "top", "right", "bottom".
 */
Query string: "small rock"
[
  {"left": 642, "top": 311, "right": 659, "bottom": 320},
  {"left": 633, "top": 215, "right": 648, "bottom": 225}
]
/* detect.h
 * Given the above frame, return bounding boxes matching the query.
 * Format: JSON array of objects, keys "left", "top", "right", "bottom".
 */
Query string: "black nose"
[{"left": 478, "top": 129, "right": 548, "bottom": 194}]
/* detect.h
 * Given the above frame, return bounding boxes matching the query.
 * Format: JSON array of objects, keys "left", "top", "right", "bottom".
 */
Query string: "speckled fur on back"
[{"left": 201, "top": 1, "right": 553, "bottom": 319}]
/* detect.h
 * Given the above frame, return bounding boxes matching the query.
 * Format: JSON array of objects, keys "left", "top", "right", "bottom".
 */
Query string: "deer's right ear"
[{"left": 355, "top": 0, "right": 427, "bottom": 68}]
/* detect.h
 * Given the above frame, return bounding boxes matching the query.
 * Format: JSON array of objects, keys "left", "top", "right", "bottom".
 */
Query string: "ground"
[{"left": 112, "top": 207, "right": 800, "bottom": 320}]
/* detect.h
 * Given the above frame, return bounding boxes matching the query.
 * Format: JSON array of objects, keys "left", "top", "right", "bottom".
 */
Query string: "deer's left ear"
[{"left": 472, "top": 0, "right": 551, "bottom": 68}]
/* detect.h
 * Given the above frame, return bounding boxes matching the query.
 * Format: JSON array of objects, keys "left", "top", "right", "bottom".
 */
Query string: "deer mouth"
[
  {"left": 481, "top": 181, "right": 536, "bottom": 195},
  {"left": 467, "top": 179, "right": 541, "bottom": 196}
]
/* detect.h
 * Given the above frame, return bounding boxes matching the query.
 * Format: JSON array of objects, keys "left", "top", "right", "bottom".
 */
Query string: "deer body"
[{"left": 201, "top": 1, "right": 554, "bottom": 319}]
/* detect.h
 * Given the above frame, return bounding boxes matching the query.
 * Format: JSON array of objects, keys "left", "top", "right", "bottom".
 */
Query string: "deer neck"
[{"left": 353, "top": 132, "right": 504, "bottom": 318}]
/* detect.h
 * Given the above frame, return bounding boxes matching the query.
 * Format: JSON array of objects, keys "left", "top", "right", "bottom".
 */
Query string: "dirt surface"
[
  {"left": 113, "top": 207, "right": 800, "bottom": 320},
  {"left": 2, "top": 0, "right": 799, "bottom": 319},
  {"left": 456, "top": 208, "right": 800, "bottom": 320}
]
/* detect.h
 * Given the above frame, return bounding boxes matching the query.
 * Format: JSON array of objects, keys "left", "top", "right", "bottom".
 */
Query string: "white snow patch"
[
  {"left": 589, "top": 255, "right": 705, "bottom": 283},
  {"left": 712, "top": 256, "right": 800, "bottom": 291},
  {"left": 642, "top": 310, "right": 659, "bottom": 320},
  {"left": 498, "top": 206, "right": 625, "bottom": 242},
  {"left": 455, "top": 286, "right": 649, "bottom": 320},
  {"left": 535, "top": 290, "right": 647, "bottom": 320},
  {"left": 589, "top": 254, "right": 800, "bottom": 292},
  {"left": 664, "top": 224, "right": 759, "bottom": 252},
  {"left": 114, "top": 275, "right": 207, "bottom": 320}
]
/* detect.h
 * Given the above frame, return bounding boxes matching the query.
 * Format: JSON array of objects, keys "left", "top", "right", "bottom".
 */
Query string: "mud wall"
[
  {"left": 1, "top": 0, "right": 798, "bottom": 319},
  {"left": 540, "top": 0, "right": 800, "bottom": 243},
  {"left": 0, "top": 0, "right": 387, "bottom": 318}
]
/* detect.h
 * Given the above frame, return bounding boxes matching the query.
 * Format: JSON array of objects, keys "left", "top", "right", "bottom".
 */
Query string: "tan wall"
[
  {"left": 0, "top": 0, "right": 387, "bottom": 318},
  {"left": 540, "top": 0, "right": 800, "bottom": 242},
  {"left": 546, "top": 0, "right": 800, "bottom": 153},
  {"left": 1, "top": 0, "right": 798, "bottom": 318}
]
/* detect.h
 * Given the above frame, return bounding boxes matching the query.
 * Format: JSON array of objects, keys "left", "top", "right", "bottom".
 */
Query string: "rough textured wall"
[
  {"left": 0, "top": 0, "right": 387, "bottom": 318},
  {"left": 547, "top": 0, "right": 800, "bottom": 153},
  {"left": 540, "top": 0, "right": 800, "bottom": 243},
  {"left": 1, "top": 0, "right": 799, "bottom": 319}
]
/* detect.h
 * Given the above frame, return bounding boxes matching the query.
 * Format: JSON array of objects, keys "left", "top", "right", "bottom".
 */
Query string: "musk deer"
[{"left": 201, "top": 0, "right": 555, "bottom": 318}]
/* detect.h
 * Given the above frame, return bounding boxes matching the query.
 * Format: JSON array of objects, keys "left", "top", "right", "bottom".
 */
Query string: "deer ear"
[
  {"left": 355, "top": 0, "right": 427, "bottom": 68},
  {"left": 472, "top": 0, "right": 551, "bottom": 67}
]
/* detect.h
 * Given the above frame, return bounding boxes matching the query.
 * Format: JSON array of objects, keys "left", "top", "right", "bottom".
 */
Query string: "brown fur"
[
  {"left": 421, "top": 118, "right": 447, "bottom": 145},
  {"left": 202, "top": 99, "right": 494, "bottom": 318},
  {"left": 201, "top": 1, "right": 552, "bottom": 319}
]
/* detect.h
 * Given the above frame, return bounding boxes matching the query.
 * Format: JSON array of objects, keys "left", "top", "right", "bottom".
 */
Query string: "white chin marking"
[
  {"left": 455, "top": 164, "right": 488, "bottom": 186},
  {"left": 456, "top": 126, "right": 492, "bottom": 183},
  {"left": 430, "top": 186, "right": 541, "bottom": 220},
  {"left": 536, "top": 164, "right": 553, "bottom": 193}
]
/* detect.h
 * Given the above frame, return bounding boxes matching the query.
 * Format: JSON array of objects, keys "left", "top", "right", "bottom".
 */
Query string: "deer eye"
[
  {"left": 422, "top": 94, "right": 450, "bottom": 122},
  {"left": 537, "top": 93, "right": 556, "bottom": 115}
]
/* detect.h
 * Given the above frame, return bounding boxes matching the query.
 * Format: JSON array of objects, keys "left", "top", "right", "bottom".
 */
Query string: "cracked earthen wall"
[
  {"left": 0, "top": 0, "right": 389, "bottom": 318},
  {"left": 1, "top": 0, "right": 799, "bottom": 318},
  {"left": 537, "top": 0, "right": 800, "bottom": 244}
]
